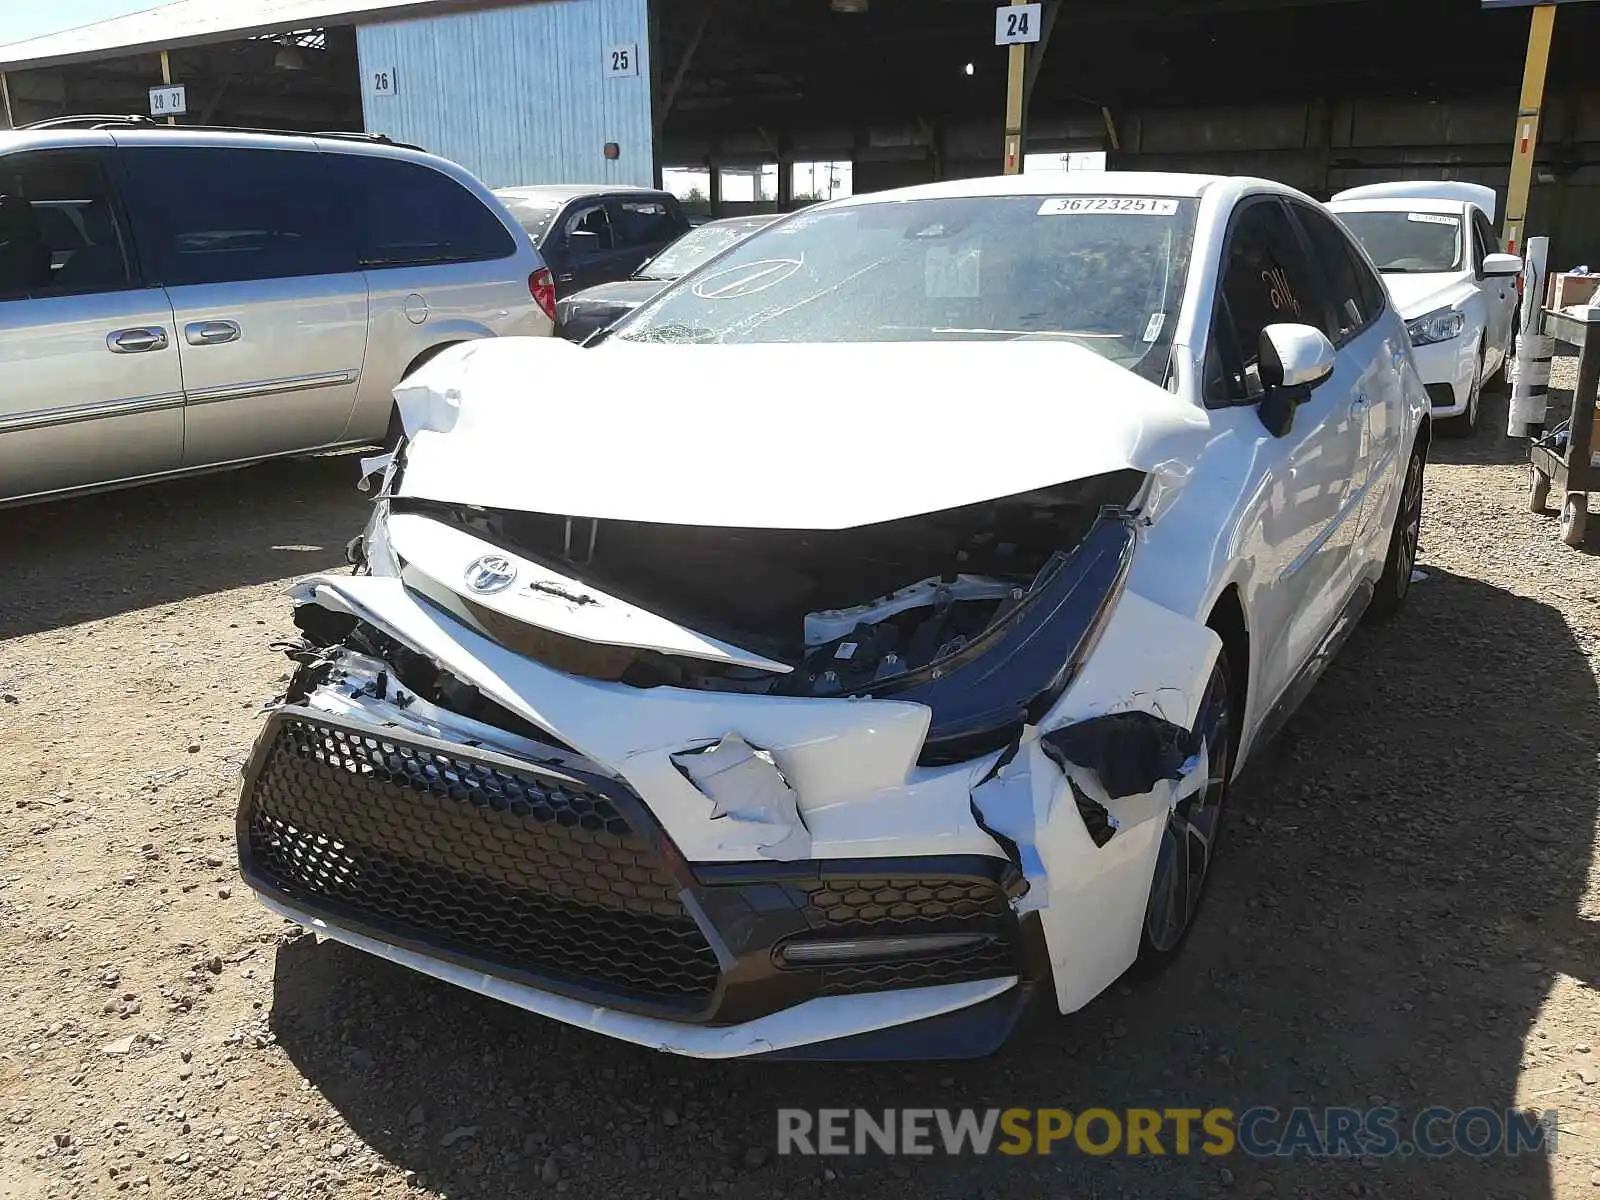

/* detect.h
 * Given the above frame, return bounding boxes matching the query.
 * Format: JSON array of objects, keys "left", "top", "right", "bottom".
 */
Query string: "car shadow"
[
  {"left": 0, "top": 455, "right": 370, "bottom": 640},
  {"left": 1427, "top": 384, "right": 1532, "bottom": 469},
  {"left": 269, "top": 567, "right": 1596, "bottom": 1199}
]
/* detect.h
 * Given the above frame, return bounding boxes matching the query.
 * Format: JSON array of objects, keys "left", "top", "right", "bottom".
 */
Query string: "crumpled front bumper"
[{"left": 239, "top": 567, "right": 1219, "bottom": 1059}]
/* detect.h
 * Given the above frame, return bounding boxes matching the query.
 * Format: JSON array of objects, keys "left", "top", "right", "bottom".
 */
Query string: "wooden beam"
[
  {"left": 1003, "top": 0, "right": 1028, "bottom": 174},
  {"left": 160, "top": 48, "right": 175, "bottom": 124},
  {"left": 655, "top": 0, "right": 719, "bottom": 140},
  {"left": 1502, "top": 2, "right": 1557, "bottom": 254}
]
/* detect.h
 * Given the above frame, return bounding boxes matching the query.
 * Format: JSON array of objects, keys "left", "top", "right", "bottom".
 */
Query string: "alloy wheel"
[{"left": 1143, "top": 661, "right": 1233, "bottom": 954}]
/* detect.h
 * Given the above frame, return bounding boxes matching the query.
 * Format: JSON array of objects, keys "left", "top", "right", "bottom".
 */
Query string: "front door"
[
  {"left": 120, "top": 143, "right": 368, "bottom": 468},
  {"left": 1473, "top": 209, "right": 1515, "bottom": 370},
  {"left": 1209, "top": 197, "right": 1366, "bottom": 711},
  {"left": 0, "top": 147, "right": 182, "bottom": 502},
  {"left": 607, "top": 196, "right": 691, "bottom": 279},
  {"left": 551, "top": 200, "right": 629, "bottom": 295}
]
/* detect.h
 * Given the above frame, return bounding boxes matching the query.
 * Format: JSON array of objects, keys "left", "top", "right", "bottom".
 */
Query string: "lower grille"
[
  {"left": 242, "top": 713, "right": 721, "bottom": 1010},
  {"left": 796, "top": 876, "right": 1020, "bottom": 995}
]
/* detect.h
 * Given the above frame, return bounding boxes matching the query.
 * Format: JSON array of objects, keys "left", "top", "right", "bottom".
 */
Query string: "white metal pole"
[{"left": 1509, "top": 235, "right": 1553, "bottom": 437}]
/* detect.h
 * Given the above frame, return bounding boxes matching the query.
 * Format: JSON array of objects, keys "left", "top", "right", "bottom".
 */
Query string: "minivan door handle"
[
  {"left": 107, "top": 327, "right": 170, "bottom": 354},
  {"left": 184, "top": 320, "right": 241, "bottom": 346}
]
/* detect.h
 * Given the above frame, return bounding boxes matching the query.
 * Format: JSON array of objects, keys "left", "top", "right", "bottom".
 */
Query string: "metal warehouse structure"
[{"left": 3, "top": 0, "right": 1600, "bottom": 262}]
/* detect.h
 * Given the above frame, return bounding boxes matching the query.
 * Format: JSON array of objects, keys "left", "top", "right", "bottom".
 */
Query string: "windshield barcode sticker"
[
  {"left": 1039, "top": 197, "right": 1180, "bottom": 216},
  {"left": 1407, "top": 212, "right": 1460, "bottom": 226}
]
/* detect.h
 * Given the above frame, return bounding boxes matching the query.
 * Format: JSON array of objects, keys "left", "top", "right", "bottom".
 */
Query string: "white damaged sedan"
[{"left": 239, "top": 173, "right": 1430, "bottom": 1060}]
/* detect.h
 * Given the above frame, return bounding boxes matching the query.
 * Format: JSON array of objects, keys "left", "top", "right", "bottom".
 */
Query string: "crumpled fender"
[{"left": 971, "top": 589, "right": 1220, "bottom": 1012}]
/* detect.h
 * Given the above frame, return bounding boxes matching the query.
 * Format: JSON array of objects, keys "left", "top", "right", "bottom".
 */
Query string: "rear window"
[
  {"left": 612, "top": 199, "right": 681, "bottom": 247},
  {"left": 498, "top": 195, "right": 564, "bottom": 244},
  {"left": 328, "top": 154, "right": 516, "bottom": 268}
]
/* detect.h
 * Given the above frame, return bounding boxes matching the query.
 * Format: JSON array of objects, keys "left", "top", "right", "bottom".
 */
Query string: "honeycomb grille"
[
  {"left": 244, "top": 715, "right": 721, "bottom": 1007},
  {"left": 799, "top": 877, "right": 1013, "bottom": 927},
  {"left": 796, "top": 877, "right": 1019, "bottom": 996}
]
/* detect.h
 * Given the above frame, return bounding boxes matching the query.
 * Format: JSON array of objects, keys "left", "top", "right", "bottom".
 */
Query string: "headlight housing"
[{"left": 1406, "top": 307, "right": 1466, "bottom": 346}]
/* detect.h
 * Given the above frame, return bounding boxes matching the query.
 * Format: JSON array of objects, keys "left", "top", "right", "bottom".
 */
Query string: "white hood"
[
  {"left": 392, "top": 337, "right": 1208, "bottom": 530},
  {"left": 1380, "top": 271, "right": 1476, "bottom": 320}
]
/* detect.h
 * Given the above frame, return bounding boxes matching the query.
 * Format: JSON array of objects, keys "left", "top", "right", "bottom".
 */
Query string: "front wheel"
[
  {"left": 1438, "top": 350, "right": 1483, "bottom": 439},
  {"left": 1369, "top": 442, "right": 1426, "bottom": 619},
  {"left": 1132, "top": 648, "right": 1234, "bottom": 976}
]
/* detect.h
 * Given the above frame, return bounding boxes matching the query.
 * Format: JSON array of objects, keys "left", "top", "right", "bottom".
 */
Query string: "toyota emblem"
[{"left": 463, "top": 554, "right": 517, "bottom": 595}]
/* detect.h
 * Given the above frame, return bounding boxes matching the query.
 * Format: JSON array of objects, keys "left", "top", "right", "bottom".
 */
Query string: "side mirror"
[
  {"left": 567, "top": 229, "right": 602, "bottom": 256},
  {"left": 1483, "top": 252, "right": 1523, "bottom": 278},
  {"left": 1257, "top": 323, "right": 1336, "bottom": 437}
]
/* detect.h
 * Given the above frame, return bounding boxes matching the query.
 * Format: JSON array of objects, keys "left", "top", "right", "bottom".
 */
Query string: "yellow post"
[
  {"left": 1502, "top": 2, "right": 1556, "bottom": 254},
  {"left": 160, "top": 49, "right": 175, "bottom": 125},
  {"left": 1003, "top": 1, "right": 1028, "bottom": 175}
]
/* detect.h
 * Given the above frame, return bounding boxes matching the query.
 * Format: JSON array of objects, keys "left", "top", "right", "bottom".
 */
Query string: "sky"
[{"left": 0, "top": 0, "right": 156, "bottom": 46}]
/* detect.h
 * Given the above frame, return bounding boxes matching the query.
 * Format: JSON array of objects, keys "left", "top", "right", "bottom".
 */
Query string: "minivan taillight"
[{"left": 530, "top": 268, "right": 557, "bottom": 323}]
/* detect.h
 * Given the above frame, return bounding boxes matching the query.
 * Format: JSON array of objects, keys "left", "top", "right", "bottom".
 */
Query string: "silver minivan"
[{"left": 0, "top": 124, "right": 554, "bottom": 507}]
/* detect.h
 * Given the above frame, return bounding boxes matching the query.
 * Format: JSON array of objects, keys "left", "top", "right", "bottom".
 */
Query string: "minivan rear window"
[{"left": 329, "top": 155, "right": 516, "bottom": 268}]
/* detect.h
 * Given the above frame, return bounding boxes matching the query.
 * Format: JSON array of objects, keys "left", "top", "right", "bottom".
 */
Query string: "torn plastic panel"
[
  {"left": 282, "top": 575, "right": 1002, "bottom": 865},
  {"left": 671, "top": 733, "right": 810, "bottom": 861},
  {"left": 969, "top": 591, "right": 1221, "bottom": 1012},
  {"left": 1038, "top": 710, "right": 1200, "bottom": 801}
]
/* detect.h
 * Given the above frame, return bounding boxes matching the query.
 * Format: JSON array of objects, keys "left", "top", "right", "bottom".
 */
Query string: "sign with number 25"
[{"left": 605, "top": 43, "right": 639, "bottom": 77}]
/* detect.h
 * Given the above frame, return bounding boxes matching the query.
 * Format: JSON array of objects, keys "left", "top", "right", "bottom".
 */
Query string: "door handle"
[
  {"left": 106, "top": 327, "right": 170, "bottom": 354},
  {"left": 184, "top": 320, "right": 241, "bottom": 346},
  {"left": 557, "top": 273, "right": 574, "bottom": 283}
]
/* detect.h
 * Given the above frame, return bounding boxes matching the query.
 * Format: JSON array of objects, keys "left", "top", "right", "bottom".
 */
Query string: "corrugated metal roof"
[{"left": 0, "top": 0, "right": 518, "bottom": 72}]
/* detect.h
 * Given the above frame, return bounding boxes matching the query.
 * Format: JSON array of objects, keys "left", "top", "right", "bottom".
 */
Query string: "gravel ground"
[{"left": 2, "top": 381, "right": 1598, "bottom": 1200}]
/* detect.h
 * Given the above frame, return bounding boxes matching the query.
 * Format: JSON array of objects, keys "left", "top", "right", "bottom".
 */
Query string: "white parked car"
[
  {"left": 238, "top": 173, "right": 1429, "bottom": 1060},
  {"left": 1329, "top": 182, "right": 1522, "bottom": 437}
]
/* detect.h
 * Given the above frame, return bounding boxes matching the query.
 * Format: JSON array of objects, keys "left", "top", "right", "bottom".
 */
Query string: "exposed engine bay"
[
  {"left": 388, "top": 469, "right": 1141, "bottom": 681},
  {"left": 376, "top": 470, "right": 1145, "bottom": 761}
]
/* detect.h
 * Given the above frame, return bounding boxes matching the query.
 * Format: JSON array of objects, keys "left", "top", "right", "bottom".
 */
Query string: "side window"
[
  {"left": 326, "top": 154, "right": 516, "bottom": 269},
  {"left": 564, "top": 203, "right": 614, "bottom": 253},
  {"left": 610, "top": 199, "right": 680, "bottom": 248},
  {"left": 0, "top": 152, "right": 133, "bottom": 300},
  {"left": 1473, "top": 211, "right": 1498, "bottom": 268},
  {"left": 1207, "top": 199, "right": 1331, "bottom": 404},
  {"left": 1470, "top": 214, "right": 1491, "bottom": 274},
  {"left": 123, "top": 147, "right": 348, "bottom": 286},
  {"left": 1293, "top": 202, "right": 1379, "bottom": 343}
]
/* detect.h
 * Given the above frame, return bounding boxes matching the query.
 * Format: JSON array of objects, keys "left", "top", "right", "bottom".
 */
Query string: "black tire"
[
  {"left": 1369, "top": 441, "right": 1426, "bottom": 619},
  {"left": 1131, "top": 647, "right": 1235, "bottom": 977},
  {"left": 1561, "top": 494, "right": 1588, "bottom": 548},
  {"left": 1530, "top": 466, "right": 1552, "bottom": 515}
]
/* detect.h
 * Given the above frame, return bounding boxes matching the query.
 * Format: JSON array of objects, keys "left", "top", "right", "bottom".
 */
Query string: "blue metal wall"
[{"left": 356, "top": 0, "right": 653, "bottom": 188}]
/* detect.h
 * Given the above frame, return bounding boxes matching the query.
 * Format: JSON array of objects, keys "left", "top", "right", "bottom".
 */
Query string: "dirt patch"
[{"left": 2, "top": 405, "right": 1597, "bottom": 1200}]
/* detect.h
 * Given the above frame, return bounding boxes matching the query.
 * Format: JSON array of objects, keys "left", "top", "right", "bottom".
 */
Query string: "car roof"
[
  {"left": 825, "top": 171, "right": 1229, "bottom": 209},
  {"left": 494, "top": 183, "right": 664, "bottom": 203},
  {"left": 1328, "top": 196, "right": 1470, "bottom": 215},
  {"left": 699, "top": 213, "right": 783, "bottom": 230}
]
